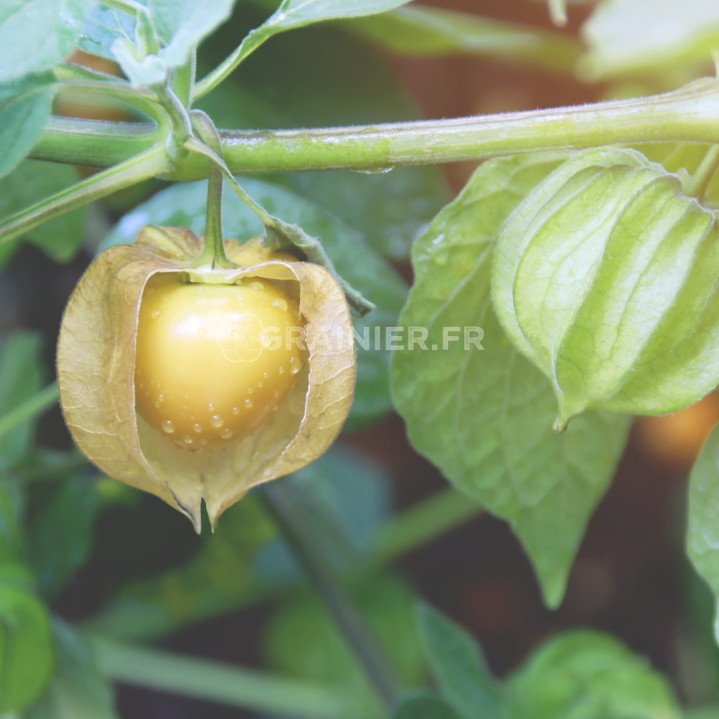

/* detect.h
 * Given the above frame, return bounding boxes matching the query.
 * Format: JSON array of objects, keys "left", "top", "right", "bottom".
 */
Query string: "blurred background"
[{"left": 4, "top": 0, "right": 719, "bottom": 716}]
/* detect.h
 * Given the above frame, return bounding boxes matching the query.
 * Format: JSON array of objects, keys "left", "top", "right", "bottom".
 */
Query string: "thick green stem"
[
  {"left": 29, "top": 78, "right": 719, "bottom": 177},
  {"left": 261, "top": 483, "right": 401, "bottom": 712},
  {"left": 91, "top": 636, "right": 353, "bottom": 719},
  {"left": 0, "top": 146, "right": 170, "bottom": 246}
]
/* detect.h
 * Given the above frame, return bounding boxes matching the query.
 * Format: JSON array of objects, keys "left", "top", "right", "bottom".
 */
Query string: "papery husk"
[{"left": 57, "top": 227, "right": 356, "bottom": 530}]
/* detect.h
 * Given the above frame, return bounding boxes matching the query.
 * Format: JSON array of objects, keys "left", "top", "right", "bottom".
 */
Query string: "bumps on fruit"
[{"left": 57, "top": 228, "right": 355, "bottom": 529}]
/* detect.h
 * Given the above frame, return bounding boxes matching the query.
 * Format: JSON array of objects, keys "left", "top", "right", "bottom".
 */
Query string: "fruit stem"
[
  {"left": 190, "top": 111, "right": 234, "bottom": 269},
  {"left": 261, "top": 482, "right": 401, "bottom": 713}
]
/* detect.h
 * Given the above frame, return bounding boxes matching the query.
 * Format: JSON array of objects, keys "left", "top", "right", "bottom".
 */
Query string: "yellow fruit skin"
[{"left": 134, "top": 273, "right": 304, "bottom": 448}]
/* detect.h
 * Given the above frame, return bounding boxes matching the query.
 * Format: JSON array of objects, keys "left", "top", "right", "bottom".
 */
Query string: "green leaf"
[
  {"left": 27, "top": 478, "right": 105, "bottom": 599},
  {"left": 25, "top": 620, "right": 117, "bottom": 719},
  {"left": 82, "top": 490, "right": 274, "bottom": 641},
  {"left": 0, "top": 583, "right": 55, "bottom": 713},
  {"left": 492, "top": 147, "right": 719, "bottom": 426},
  {"left": 105, "top": 0, "right": 236, "bottom": 85},
  {"left": 391, "top": 154, "right": 630, "bottom": 607},
  {"left": 0, "top": 0, "right": 91, "bottom": 82},
  {"left": 580, "top": 0, "right": 719, "bottom": 79},
  {"left": 0, "top": 161, "right": 86, "bottom": 266},
  {"left": 687, "top": 424, "right": 719, "bottom": 644},
  {"left": 394, "top": 695, "right": 461, "bottom": 719},
  {"left": 507, "top": 630, "right": 680, "bottom": 719},
  {"left": 253, "top": 445, "right": 391, "bottom": 585},
  {"left": 78, "top": 5, "right": 136, "bottom": 61},
  {"left": 263, "top": 574, "right": 424, "bottom": 717},
  {"left": 84, "top": 445, "right": 387, "bottom": 640},
  {"left": 0, "top": 76, "right": 55, "bottom": 181},
  {"left": 0, "top": 332, "right": 44, "bottom": 470},
  {"left": 345, "top": 6, "right": 580, "bottom": 74},
  {"left": 103, "top": 178, "right": 406, "bottom": 426},
  {"left": 416, "top": 604, "right": 503, "bottom": 719},
  {"left": 195, "top": 0, "right": 413, "bottom": 97}
]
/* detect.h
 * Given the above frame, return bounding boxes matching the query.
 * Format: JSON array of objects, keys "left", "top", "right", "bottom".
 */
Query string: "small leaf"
[
  {"left": 0, "top": 581, "right": 55, "bottom": 713},
  {"left": 0, "top": 161, "right": 85, "bottom": 265},
  {"left": 28, "top": 478, "right": 105, "bottom": 599},
  {"left": 272, "top": 0, "right": 412, "bottom": 24},
  {"left": 0, "top": 332, "right": 44, "bottom": 470},
  {"left": 78, "top": 5, "right": 136, "bottom": 61},
  {"left": 25, "top": 619, "right": 118, "bottom": 719},
  {"left": 580, "top": 0, "right": 719, "bottom": 79},
  {"left": 0, "top": 76, "right": 55, "bottom": 181},
  {"left": 391, "top": 154, "right": 630, "bottom": 606},
  {"left": 492, "top": 147, "right": 719, "bottom": 426},
  {"left": 0, "top": 0, "right": 92, "bottom": 82},
  {"left": 416, "top": 603, "right": 503, "bottom": 719},
  {"left": 507, "top": 630, "right": 680, "bottom": 718},
  {"left": 688, "top": 423, "right": 719, "bottom": 643},
  {"left": 106, "top": 0, "right": 236, "bottom": 85},
  {"left": 394, "top": 695, "right": 461, "bottom": 719}
]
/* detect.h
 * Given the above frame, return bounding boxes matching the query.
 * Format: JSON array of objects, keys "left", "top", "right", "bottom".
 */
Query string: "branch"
[{"left": 28, "top": 78, "right": 719, "bottom": 178}]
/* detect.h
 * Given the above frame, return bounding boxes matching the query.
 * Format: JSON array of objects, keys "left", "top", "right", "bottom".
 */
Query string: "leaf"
[
  {"left": 507, "top": 630, "right": 680, "bottom": 719},
  {"left": 27, "top": 478, "right": 105, "bottom": 599},
  {"left": 58, "top": 228, "right": 355, "bottom": 529},
  {"left": 0, "top": 332, "right": 44, "bottom": 470},
  {"left": 394, "top": 695, "right": 461, "bottom": 719},
  {"left": 580, "top": 0, "right": 719, "bottom": 79},
  {"left": 345, "top": 5, "right": 579, "bottom": 74},
  {"left": 103, "top": 178, "right": 406, "bottom": 427},
  {"left": 492, "top": 147, "right": 719, "bottom": 426},
  {"left": 687, "top": 424, "right": 719, "bottom": 643},
  {"left": 263, "top": 574, "right": 424, "bottom": 717},
  {"left": 84, "top": 444, "right": 383, "bottom": 640},
  {"left": 100, "top": 0, "right": 236, "bottom": 85},
  {"left": 0, "top": 76, "right": 55, "bottom": 181},
  {"left": 0, "top": 161, "right": 86, "bottom": 266},
  {"left": 253, "top": 444, "right": 391, "bottom": 584},
  {"left": 78, "top": 5, "right": 136, "bottom": 61},
  {"left": 0, "top": 582, "right": 55, "bottom": 713},
  {"left": 196, "top": 0, "right": 413, "bottom": 97},
  {"left": 0, "top": 0, "right": 91, "bottom": 82},
  {"left": 26, "top": 619, "right": 118, "bottom": 719},
  {"left": 391, "top": 154, "right": 630, "bottom": 607},
  {"left": 416, "top": 604, "right": 503, "bottom": 719},
  {"left": 196, "top": 6, "right": 448, "bottom": 260},
  {"left": 83, "top": 491, "right": 274, "bottom": 640}
]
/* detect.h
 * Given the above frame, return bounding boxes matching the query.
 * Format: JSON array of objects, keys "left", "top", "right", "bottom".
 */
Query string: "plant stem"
[
  {"left": 29, "top": 78, "right": 719, "bottom": 177},
  {"left": 261, "top": 483, "right": 400, "bottom": 712},
  {"left": 685, "top": 144, "right": 719, "bottom": 199},
  {"left": 91, "top": 636, "right": 353, "bottom": 719},
  {"left": 189, "top": 112, "right": 233, "bottom": 268},
  {"left": 0, "top": 146, "right": 170, "bottom": 247},
  {"left": 0, "top": 383, "right": 58, "bottom": 441},
  {"left": 370, "top": 488, "right": 481, "bottom": 569}
]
